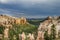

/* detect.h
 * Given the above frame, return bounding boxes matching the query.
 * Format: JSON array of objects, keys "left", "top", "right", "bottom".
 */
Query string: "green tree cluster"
[
  {"left": 44, "top": 24, "right": 56, "bottom": 40},
  {"left": 9, "top": 24, "right": 37, "bottom": 40}
]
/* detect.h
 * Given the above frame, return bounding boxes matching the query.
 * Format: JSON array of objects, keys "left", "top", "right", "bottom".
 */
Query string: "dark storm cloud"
[{"left": 0, "top": 0, "right": 60, "bottom": 18}]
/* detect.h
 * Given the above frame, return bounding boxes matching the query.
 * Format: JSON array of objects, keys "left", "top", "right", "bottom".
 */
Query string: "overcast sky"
[{"left": 0, "top": 0, "right": 60, "bottom": 18}]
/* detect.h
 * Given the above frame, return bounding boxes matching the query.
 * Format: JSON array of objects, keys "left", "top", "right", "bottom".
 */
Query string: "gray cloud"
[
  {"left": 0, "top": 0, "right": 60, "bottom": 18},
  {"left": 0, "top": 8, "right": 25, "bottom": 17}
]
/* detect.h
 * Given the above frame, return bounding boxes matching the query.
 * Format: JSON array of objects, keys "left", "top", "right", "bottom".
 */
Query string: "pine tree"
[
  {"left": 44, "top": 29, "right": 50, "bottom": 40},
  {"left": 50, "top": 24, "right": 56, "bottom": 40}
]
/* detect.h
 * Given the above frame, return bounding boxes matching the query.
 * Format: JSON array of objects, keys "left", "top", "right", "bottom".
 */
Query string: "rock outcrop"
[
  {"left": 38, "top": 16, "right": 60, "bottom": 38},
  {"left": 0, "top": 14, "right": 28, "bottom": 25}
]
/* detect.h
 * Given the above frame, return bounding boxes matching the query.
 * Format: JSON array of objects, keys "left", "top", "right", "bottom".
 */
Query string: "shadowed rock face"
[{"left": 15, "top": 17, "right": 27, "bottom": 25}]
